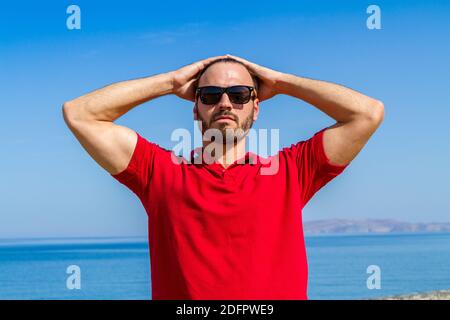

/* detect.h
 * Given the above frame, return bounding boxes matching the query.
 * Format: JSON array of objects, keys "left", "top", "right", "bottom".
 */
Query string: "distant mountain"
[{"left": 303, "top": 219, "right": 450, "bottom": 235}]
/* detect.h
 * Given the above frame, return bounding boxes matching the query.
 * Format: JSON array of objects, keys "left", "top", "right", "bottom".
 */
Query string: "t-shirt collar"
[{"left": 190, "top": 147, "right": 258, "bottom": 166}]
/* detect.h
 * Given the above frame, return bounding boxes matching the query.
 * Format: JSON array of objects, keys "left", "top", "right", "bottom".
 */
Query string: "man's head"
[{"left": 193, "top": 58, "right": 260, "bottom": 144}]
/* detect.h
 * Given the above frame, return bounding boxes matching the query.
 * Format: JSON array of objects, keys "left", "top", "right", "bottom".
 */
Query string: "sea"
[{"left": 1, "top": 232, "right": 450, "bottom": 300}]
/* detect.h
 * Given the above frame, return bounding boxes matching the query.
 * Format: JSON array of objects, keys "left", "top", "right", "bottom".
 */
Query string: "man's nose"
[{"left": 217, "top": 92, "right": 233, "bottom": 110}]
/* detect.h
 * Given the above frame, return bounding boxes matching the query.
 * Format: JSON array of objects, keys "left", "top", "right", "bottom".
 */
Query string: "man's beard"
[{"left": 197, "top": 106, "right": 255, "bottom": 145}]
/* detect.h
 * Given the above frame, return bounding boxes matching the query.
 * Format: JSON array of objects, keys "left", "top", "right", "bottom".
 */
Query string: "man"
[{"left": 62, "top": 54, "right": 384, "bottom": 299}]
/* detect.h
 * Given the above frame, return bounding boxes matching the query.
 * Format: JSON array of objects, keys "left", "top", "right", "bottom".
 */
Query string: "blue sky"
[{"left": 1, "top": 0, "right": 449, "bottom": 238}]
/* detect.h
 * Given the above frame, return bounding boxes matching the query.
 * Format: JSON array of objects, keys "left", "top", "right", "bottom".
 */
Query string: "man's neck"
[{"left": 203, "top": 139, "right": 247, "bottom": 168}]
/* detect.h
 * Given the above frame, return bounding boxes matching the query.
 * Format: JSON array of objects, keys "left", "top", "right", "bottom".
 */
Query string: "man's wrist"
[
  {"left": 273, "top": 72, "right": 295, "bottom": 96},
  {"left": 145, "top": 72, "right": 175, "bottom": 96},
  {"left": 163, "top": 71, "right": 176, "bottom": 94}
]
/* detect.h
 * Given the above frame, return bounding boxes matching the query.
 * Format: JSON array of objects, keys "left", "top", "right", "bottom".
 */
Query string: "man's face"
[{"left": 194, "top": 62, "right": 259, "bottom": 144}]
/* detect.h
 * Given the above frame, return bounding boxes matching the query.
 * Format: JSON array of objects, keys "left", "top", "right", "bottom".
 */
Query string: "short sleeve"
[
  {"left": 293, "top": 128, "right": 349, "bottom": 209},
  {"left": 110, "top": 131, "right": 158, "bottom": 200}
]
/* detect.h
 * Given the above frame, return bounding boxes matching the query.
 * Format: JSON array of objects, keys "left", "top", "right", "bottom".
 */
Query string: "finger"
[
  {"left": 191, "top": 55, "right": 227, "bottom": 75},
  {"left": 183, "top": 54, "right": 229, "bottom": 83},
  {"left": 226, "top": 54, "right": 259, "bottom": 72},
  {"left": 226, "top": 54, "right": 246, "bottom": 63},
  {"left": 199, "top": 55, "right": 227, "bottom": 67},
  {"left": 226, "top": 54, "right": 251, "bottom": 65}
]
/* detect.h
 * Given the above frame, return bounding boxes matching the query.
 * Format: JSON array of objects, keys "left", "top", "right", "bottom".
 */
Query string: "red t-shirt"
[{"left": 111, "top": 128, "right": 349, "bottom": 299}]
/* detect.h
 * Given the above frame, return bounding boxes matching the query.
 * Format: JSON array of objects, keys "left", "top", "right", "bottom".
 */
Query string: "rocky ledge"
[{"left": 378, "top": 290, "right": 450, "bottom": 300}]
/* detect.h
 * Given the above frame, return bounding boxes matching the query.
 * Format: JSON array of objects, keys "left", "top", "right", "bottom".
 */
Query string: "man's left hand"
[{"left": 225, "top": 54, "right": 283, "bottom": 102}]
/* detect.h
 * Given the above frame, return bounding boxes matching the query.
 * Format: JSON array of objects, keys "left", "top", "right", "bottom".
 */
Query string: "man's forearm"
[
  {"left": 63, "top": 72, "right": 174, "bottom": 122},
  {"left": 275, "top": 73, "right": 383, "bottom": 123}
]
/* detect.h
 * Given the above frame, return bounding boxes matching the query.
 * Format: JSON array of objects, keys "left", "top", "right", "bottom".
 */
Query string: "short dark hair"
[{"left": 194, "top": 57, "right": 260, "bottom": 93}]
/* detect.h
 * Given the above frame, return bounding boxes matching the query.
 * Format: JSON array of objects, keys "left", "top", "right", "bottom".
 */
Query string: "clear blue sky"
[{"left": 1, "top": 0, "right": 449, "bottom": 238}]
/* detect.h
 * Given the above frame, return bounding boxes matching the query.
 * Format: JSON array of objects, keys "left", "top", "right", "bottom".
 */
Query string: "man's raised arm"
[
  {"left": 62, "top": 73, "right": 173, "bottom": 174},
  {"left": 227, "top": 54, "right": 385, "bottom": 167},
  {"left": 62, "top": 55, "right": 225, "bottom": 174},
  {"left": 275, "top": 75, "right": 384, "bottom": 166}
]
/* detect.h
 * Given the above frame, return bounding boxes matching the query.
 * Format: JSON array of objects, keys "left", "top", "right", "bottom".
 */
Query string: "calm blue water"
[{"left": 1, "top": 233, "right": 450, "bottom": 300}]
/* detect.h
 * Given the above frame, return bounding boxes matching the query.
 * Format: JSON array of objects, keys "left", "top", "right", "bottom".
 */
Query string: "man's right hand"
[{"left": 170, "top": 55, "right": 227, "bottom": 102}]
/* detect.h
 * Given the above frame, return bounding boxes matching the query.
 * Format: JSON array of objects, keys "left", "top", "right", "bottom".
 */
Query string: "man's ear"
[
  {"left": 252, "top": 98, "right": 260, "bottom": 122},
  {"left": 193, "top": 102, "right": 198, "bottom": 121}
]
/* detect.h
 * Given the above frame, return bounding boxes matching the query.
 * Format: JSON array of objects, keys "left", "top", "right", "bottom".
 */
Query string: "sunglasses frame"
[{"left": 195, "top": 85, "right": 256, "bottom": 105}]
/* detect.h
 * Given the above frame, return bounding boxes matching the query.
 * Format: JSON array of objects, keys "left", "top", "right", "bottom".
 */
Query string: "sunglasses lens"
[
  {"left": 198, "top": 86, "right": 253, "bottom": 105},
  {"left": 200, "top": 87, "right": 222, "bottom": 105},
  {"left": 228, "top": 86, "right": 252, "bottom": 104}
]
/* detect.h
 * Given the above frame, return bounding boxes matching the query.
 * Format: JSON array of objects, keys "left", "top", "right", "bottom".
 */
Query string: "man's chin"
[{"left": 209, "top": 123, "right": 237, "bottom": 130}]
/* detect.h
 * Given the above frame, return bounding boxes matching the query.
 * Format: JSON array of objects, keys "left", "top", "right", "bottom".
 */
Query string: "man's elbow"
[
  {"left": 62, "top": 100, "right": 86, "bottom": 129},
  {"left": 62, "top": 101, "right": 74, "bottom": 126},
  {"left": 364, "top": 99, "right": 385, "bottom": 127}
]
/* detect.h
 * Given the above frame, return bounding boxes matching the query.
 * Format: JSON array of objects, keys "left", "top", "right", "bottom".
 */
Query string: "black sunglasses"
[{"left": 196, "top": 85, "right": 256, "bottom": 105}]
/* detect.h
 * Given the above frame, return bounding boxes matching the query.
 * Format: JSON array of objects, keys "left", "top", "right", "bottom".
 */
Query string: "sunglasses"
[{"left": 196, "top": 85, "right": 256, "bottom": 105}]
